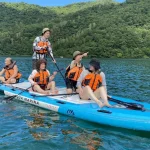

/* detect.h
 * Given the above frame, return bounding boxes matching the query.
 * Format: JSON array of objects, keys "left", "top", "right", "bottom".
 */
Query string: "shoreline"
[{"left": 0, "top": 56, "right": 149, "bottom": 59}]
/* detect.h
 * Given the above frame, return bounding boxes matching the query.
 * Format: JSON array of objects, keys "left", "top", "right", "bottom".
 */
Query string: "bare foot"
[
  {"left": 50, "top": 90, "right": 58, "bottom": 95},
  {"left": 104, "top": 103, "right": 112, "bottom": 108},
  {"left": 97, "top": 101, "right": 104, "bottom": 108},
  {"left": 54, "top": 88, "right": 59, "bottom": 94},
  {"left": 28, "top": 87, "right": 33, "bottom": 91}
]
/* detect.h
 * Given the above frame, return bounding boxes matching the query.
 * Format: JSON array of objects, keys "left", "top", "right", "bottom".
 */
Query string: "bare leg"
[
  {"left": 0, "top": 76, "right": 5, "bottom": 83},
  {"left": 47, "top": 81, "right": 58, "bottom": 94},
  {"left": 79, "top": 86, "right": 103, "bottom": 108},
  {"left": 66, "top": 88, "right": 73, "bottom": 94},
  {"left": 94, "top": 86, "right": 112, "bottom": 107},
  {"left": 0, "top": 77, "right": 18, "bottom": 84},
  {"left": 10, "top": 78, "right": 17, "bottom": 84}
]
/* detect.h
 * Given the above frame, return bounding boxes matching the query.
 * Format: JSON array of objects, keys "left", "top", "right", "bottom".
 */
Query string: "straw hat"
[
  {"left": 73, "top": 51, "right": 83, "bottom": 59},
  {"left": 42, "top": 28, "right": 51, "bottom": 34}
]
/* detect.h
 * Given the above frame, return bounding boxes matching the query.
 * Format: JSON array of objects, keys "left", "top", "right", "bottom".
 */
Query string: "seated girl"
[
  {"left": 28, "top": 59, "right": 58, "bottom": 95},
  {"left": 77, "top": 59, "right": 112, "bottom": 108}
]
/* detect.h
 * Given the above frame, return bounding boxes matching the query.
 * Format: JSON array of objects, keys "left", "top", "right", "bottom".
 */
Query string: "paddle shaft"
[
  {"left": 48, "top": 52, "right": 66, "bottom": 83},
  {"left": 5, "top": 86, "right": 32, "bottom": 101}
]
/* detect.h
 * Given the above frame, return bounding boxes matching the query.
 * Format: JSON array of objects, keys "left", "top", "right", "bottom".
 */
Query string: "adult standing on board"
[{"left": 32, "top": 28, "right": 56, "bottom": 70}]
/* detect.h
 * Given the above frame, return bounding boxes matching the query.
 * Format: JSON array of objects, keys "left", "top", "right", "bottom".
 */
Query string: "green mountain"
[{"left": 0, "top": 0, "right": 150, "bottom": 58}]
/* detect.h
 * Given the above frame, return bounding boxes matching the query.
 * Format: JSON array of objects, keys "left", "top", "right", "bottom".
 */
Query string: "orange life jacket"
[
  {"left": 4, "top": 62, "right": 22, "bottom": 80},
  {"left": 82, "top": 73, "right": 102, "bottom": 91},
  {"left": 33, "top": 70, "right": 49, "bottom": 86},
  {"left": 67, "top": 65, "right": 83, "bottom": 81},
  {"left": 35, "top": 39, "right": 49, "bottom": 54}
]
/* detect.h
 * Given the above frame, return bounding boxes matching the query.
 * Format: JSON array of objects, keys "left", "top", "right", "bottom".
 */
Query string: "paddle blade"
[
  {"left": 127, "top": 103, "right": 144, "bottom": 110},
  {"left": 3, "top": 95, "right": 17, "bottom": 101},
  {"left": 4, "top": 95, "right": 14, "bottom": 100},
  {"left": 108, "top": 97, "right": 144, "bottom": 111}
]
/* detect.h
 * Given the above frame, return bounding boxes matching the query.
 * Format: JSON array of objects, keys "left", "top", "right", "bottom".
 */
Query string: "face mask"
[{"left": 88, "top": 69, "right": 93, "bottom": 73}]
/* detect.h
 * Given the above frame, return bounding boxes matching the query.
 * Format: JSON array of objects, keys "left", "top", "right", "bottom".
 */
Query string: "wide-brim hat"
[
  {"left": 42, "top": 28, "right": 51, "bottom": 34},
  {"left": 73, "top": 51, "right": 83, "bottom": 59}
]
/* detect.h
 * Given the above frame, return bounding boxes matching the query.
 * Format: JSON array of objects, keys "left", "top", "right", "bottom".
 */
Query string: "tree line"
[{"left": 0, "top": 0, "right": 150, "bottom": 58}]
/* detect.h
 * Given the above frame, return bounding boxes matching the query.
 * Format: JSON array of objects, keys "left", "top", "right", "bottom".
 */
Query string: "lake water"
[{"left": 0, "top": 57, "right": 150, "bottom": 150}]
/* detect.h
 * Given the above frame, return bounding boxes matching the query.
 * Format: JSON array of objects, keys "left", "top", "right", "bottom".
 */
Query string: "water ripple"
[{"left": 0, "top": 57, "right": 150, "bottom": 150}]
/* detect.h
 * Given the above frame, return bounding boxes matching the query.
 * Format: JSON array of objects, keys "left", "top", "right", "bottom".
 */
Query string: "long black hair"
[{"left": 89, "top": 59, "right": 100, "bottom": 71}]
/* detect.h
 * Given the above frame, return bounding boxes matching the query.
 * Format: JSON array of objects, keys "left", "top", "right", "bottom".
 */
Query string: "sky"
[{"left": 0, "top": 0, "right": 125, "bottom": 7}]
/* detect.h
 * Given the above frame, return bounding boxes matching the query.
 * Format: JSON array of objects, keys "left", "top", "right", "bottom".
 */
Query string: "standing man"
[{"left": 32, "top": 28, "right": 56, "bottom": 70}]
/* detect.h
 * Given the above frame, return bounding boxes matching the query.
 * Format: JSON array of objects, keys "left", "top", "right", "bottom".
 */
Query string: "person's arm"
[
  {"left": 0, "top": 68, "right": 5, "bottom": 76},
  {"left": 33, "top": 37, "right": 43, "bottom": 51},
  {"left": 47, "top": 41, "right": 56, "bottom": 63},
  {"left": 100, "top": 72, "right": 107, "bottom": 92},
  {"left": 47, "top": 41, "right": 53, "bottom": 57},
  {"left": 77, "top": 52, "right": 88, "bottom": 61},
  {"left": 73, "top": 52, "right": 88, "bottom": 67},
  {"left": 49, "top": 70, "right": 57, "bottom": 81},
  {"left": 81, "top": 52, "right": 88, "bottom": 58},
  {"left": 28, "top": 70, "right": 37, "bottom": 85},
  {"left": 76, "top": 69, "right": 88, "bottom": 94},
  {"left": 77, "top": 69, "right": 87, "bottom": 88}
]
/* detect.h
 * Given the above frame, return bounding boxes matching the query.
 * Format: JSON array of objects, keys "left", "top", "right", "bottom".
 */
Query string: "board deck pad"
[{"left": 7, "top": 82, "right": 96, "bottom": 104}]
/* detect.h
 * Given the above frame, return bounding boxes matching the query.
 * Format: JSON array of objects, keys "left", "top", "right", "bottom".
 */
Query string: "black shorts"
[
  {"left": 16, "top": 79, "right": 20, "bottom": 83},
  {"left": 65, "top": 78, "right": 77, "bottom": 91},
  {"left": 32, "top": 84, "right": 47, "bottom": 91}
]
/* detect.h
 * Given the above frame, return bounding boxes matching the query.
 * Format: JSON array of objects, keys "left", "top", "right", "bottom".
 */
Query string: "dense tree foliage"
[{"left": 0, "top": 0, "right": 150, "bottom": 58}]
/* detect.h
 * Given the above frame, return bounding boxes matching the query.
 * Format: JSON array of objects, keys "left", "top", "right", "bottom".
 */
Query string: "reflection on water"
[
  {"left": 25, "top": 109, "right": 102, "bottom": 150},
  {"left": 62, "top": 129, "right": 101, "bottom": 150},
  {"left": 27, "top": 113, "right": 48, "bottom": 140},
  {"left": 27, "top": 113, "right": 46, "bottom": 128},
  {"left": 26, "top": 109, "right": 59, "bottom": 141}
]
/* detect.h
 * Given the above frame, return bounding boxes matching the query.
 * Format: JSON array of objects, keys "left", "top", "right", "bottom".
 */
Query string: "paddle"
[
  {"left": 48, "top": 52, "right": 66, "bottom": 83},
  {"left": 108, "top": 96, "right": 145, "bottom": 111},
  {"left": 31, "top": 94, "right": 145, "bottom": 111},
  {"left": 4, "top": 85, "right": 32, "bottom": 101}
]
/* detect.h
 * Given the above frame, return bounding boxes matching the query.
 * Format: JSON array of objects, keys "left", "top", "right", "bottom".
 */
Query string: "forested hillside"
[{"left": 0, "top": 0, "right": 150, "bottom": 58}]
